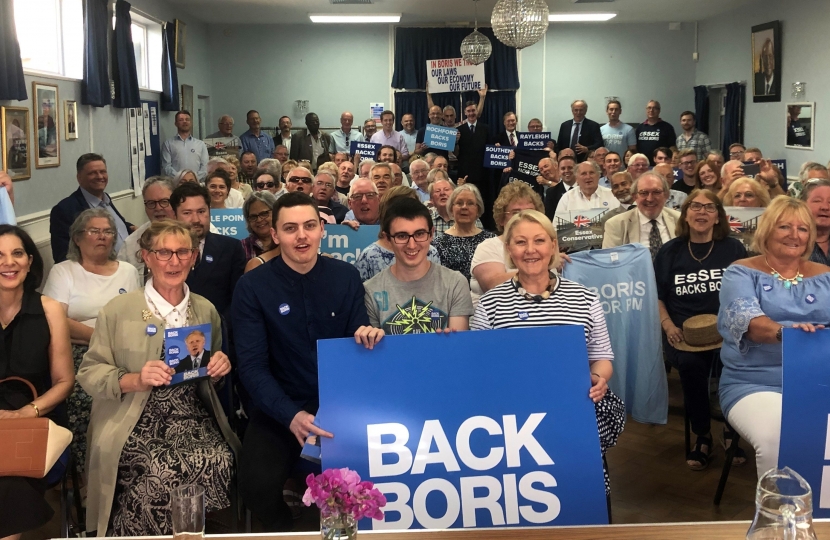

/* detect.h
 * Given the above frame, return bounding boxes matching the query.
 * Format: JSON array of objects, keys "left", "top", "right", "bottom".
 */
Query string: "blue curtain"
[
  {"left": 721, "top": 82, "right": 745, "bottom": 157},
  {"left": 161, "top": 21, "right": 180, "bottom": 111},
  {"left": 111, "top": 0, "right": 140, "bottom": 108},
  {"left": 0, "top": 0, "right": 27, "bottom": 101},
  {"left": 394, "top": 91, "right": 460, "bottom": 131},
  {"left": 463, "top": 90, "right": 516, "bottom": 134},
  {"left": 81, "top": 0, "right": 111, "bottom": 107},
  {"left": 693, "top": 85, "right": 709, "bottom": 135}
]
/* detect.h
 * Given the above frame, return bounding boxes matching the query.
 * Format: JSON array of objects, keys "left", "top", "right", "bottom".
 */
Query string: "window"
[
  {"left": 13, "top": 0, "right": 83, "bottom": 79},
  {"left": 132, "top": 23, "right": 148, "bottom": 89},
  {"left": 130, "top": 12, "right": 163, "bottom": 92}
]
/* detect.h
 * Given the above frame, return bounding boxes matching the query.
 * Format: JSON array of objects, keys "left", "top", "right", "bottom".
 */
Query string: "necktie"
[
  {"left": 193, "top": 356, "right": 200, "bottom": 369},
  {"left": 649, "top": 219, "right": 663, "bottom": 260},
  {"left": 509, "top": 133, "right": 516, "bottom": 146},
  {"left": 570, "top": 123, "right": 580, "bottom": 148},
  {"left": 470, "top": 124, "right": 475, "bottom": 134}
]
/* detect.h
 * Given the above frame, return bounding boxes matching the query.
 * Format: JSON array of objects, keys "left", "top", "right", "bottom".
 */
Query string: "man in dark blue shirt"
[{"left": 233, "top": 192, "right": 381, "bottom": 531}]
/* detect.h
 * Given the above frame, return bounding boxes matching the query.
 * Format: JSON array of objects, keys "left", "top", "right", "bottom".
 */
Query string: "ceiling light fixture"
[
  {"left": 309, "top": 14, "right": 401, "bottom": 23},
  {"left": 461, "top": 0, "right": 492, "bottom": 65},
  {"left": 548, "top": 13, "right": 617, "bottom": 22}
]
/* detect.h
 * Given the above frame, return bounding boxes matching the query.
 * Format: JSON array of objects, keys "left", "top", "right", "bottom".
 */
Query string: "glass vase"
[{"left": 321, "top": 514, "right": 357, "bottom": 540}]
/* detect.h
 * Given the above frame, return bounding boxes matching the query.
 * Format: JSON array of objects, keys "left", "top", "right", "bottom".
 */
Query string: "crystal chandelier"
[
  {"left": 461, "top": 0, "right": 492, "bottom": 65},
  {"left": 491, "top": 0, "right": 549, "bottom": 50}
]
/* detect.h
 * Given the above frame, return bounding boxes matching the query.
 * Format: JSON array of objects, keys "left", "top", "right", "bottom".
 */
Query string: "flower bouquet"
[{"left": 303, "top": 468, "right": 387, "bottom": 540}]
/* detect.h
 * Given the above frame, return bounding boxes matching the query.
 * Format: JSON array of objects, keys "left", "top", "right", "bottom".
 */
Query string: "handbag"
[{"left": 0, "top": 376, "right": 73, "bottom": 478}]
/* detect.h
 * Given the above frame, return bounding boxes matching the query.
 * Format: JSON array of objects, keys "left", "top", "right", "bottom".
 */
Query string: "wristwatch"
[{"left": 776, "top": 326, "right": 783, "bottom": 342}]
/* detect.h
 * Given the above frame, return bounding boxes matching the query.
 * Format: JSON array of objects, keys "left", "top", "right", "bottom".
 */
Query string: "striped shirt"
[{"left": 471, "top": 276, "right": 614, "bottom": 361}]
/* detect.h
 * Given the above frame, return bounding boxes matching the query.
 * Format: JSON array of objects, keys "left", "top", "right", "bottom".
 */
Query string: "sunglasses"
[
  {"left": 287, "top": 176, "right": 313, "bottom": 184},
  {"left": 256, "top": 182, "right": 275, "bottom": 189}
]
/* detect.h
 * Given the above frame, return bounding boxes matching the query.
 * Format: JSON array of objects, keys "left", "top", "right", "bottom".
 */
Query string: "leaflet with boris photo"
[{"left": 164, "top": 323, "right": 212, "bottom": 385}]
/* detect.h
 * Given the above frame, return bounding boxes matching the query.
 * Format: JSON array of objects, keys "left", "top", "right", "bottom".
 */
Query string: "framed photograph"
[
  {"left": 32, "top": 82, "right": 60, "bottom": 168},
  {"left": 1, "top": 106, "right": 32, "bottom": 181},
  {"left": 174, "top": 19, "right": 186, "bottom": 69},
  {"left": 751, "top": 21, "right": 782, "bottom": 103},
  {"left": 64, "top": 100, "right": 78, "bottom": 140},
  {"left": 181, "top": 84, "right": 194, "bottom": 114},
  {"left": 785, "top": 102, "right": 815, "bottom": 150}
]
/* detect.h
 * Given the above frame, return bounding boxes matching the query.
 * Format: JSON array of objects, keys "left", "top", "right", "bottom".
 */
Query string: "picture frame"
[
  {"left": 785, "top": 102, "right": 815, "bottom": 150},
  {"left": 751, "top": 21, "right": 782, "bottom": 103},
  {"left": 64, "top": 100, "right": 78, "bottom": 140},
  {"left": 1, "top": 106, "right": 32, "bottom": 181},
  {"left": 181, "top": 84, "right": 194, "bottom": 114},
  {"left": 174, "top": 19, "right": 186, "bottom": 69},
  {"left": 32, "top": 81, "right": 60, "bottom": 168}
]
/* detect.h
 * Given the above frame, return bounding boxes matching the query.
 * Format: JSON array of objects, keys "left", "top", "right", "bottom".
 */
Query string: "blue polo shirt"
[
  {"left": 240, "top": 129, "right": 276, "bottom": 162},
  {"left": 232, "top": 254, "right": 369, "bottom": 427}
]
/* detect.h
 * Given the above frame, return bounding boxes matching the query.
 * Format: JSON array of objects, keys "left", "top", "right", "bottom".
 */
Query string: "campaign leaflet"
[{"left": 164, "top": 323, "right": 211, "bottom": 385}]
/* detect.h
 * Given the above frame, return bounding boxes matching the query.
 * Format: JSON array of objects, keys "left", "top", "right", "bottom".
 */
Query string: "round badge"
[
  {"left": 806, "top": 294, "right": 817, "bottom": 304},
  {"left": 762, "top": 284, "right": 772, "bottom": 292},
  {"left": 518, "top": 311, "right": 529, "bottom": 320},
  {"left": 205, "top": 255, "right": 214, "bottom": 263},
  {"left": 279, "top": 303, "right": 291, "bottom": 315},
  {"left": 146, "top": 324, "right": 158, "bottom": 336},
  {"left": 118, "top": 288, "right": 127, "bottom": 294}
]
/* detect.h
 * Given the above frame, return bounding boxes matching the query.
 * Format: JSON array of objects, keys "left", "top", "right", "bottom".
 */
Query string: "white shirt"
[
  {"left": 555, "top": 185, "right": 620, "bottom": 214},
  {"left": 637, "top": 209, "right": 671, "bottom": 246},
  {"left": 226, "top": 187, "right": 244, "bottom": 208},
  {"left": 118, "top": 221, "right": 152, "bottom": 277},
  {"left": 469, "top": 236, "right": 508, "bottom": 305},
  {"left": 144, "top": 278, "right": 191, "bottom": 328},
  {"left": 505, "top": 131, "right": 518, "bottom": 146}
]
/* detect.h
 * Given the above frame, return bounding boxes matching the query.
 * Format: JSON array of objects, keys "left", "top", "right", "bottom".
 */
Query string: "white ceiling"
[{"left": 166, "top": 0, "right": 759, "bottom": 26}]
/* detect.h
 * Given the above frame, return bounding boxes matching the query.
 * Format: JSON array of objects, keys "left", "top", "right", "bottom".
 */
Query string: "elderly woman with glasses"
[
  {"left": 241, "top": 191, "right": 278, "bottom": 262},
  {"left": 799, "top": 177, "right": 830, "bottom": 265},
  {"left": 653, "top": 190, "right": 747, "bottom": 470},
  {"left": 43, "top": 209, "right": 141, "bottom": 476},
  {"left": 432, "top": 184, "right": 495, "bottom": 282},
  {"left": 721, "top": 177, "right": 772, "bottom": 208},
  {"left": 77, "top": 219, "right": 239, "bottom": 535}
]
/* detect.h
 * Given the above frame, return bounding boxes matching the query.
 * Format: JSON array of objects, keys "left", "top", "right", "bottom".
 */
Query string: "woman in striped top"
[{"left": 471, "top": 209, "right": 625, "bottom": 496}]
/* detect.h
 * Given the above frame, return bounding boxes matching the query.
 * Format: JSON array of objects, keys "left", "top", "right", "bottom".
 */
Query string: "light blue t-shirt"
[
  {"left": 601, "top": 123, "right": 636, "bottom": 161},
  {"left": 563, "top": 243, "right": 668, "bottom": 424}
]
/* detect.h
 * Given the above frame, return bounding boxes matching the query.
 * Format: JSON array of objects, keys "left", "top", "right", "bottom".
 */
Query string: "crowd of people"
[{"left": 1, "top": 94, "right": 830, "bottom": 538}]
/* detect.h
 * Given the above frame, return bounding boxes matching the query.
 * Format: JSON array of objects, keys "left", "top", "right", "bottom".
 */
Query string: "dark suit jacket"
[
  {"left": 174, "top": 350, "right": 211, "bottom": 374},
  {"left": 49, "top": 188, "right": 133, "bottom": 263},
  {"left": 556, "top": 118, "right": 603, "bottom": 163},
  {"left": 187, "top": 233, "right": 246, "bottom": 322},
  {"left": 273, "top": 133, "right": 291, "bottom": 148},
  {"left": 456, "top": 122, "right": 491, "bottom": 185},
  {"left": 289, "top": 130, "right": 334, "bottom": 170},
  {"left": 543, "top": 182, "right": 568, "bottom": 220},
  {"left": 495, "top": 131, "right": 516, "bottom": 148},
  {"left": 754, "top": 72, "right": 780, "bottom": 97}
]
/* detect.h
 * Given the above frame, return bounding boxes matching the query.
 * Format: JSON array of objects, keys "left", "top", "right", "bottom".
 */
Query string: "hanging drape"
[
  {"left": 111, "top": 0, "right": 140, "bottom": 108},
  {"left": 0, "top": 0, "right": 27, "bottom": 101},
  {"left": 721, "top": 82, "right": 745, "bottom": 157},
  {"left": 81, "top": 0, "right": 111, "bottom": 107},
  {"left": 693, "top": 85, "right": 709, "bottom": 135},
  {"left": 161, "top": 21, "right": 180, "bottom": 111}
]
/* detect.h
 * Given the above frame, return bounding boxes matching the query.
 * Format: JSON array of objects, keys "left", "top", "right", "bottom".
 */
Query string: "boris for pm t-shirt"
[
  {"left": 636, "top": 121, "right": 677, "bottom": 165},
  {"left": 654, "top": 237, "right": 747, "bottom": 327}
]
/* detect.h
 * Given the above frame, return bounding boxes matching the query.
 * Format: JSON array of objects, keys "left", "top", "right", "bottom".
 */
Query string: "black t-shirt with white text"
[
  {"left": 671, "top": 179, "right": 695, "bottom": 195},
  {"left": 636, "top": 121, "right": 677, "bottom": 165}
]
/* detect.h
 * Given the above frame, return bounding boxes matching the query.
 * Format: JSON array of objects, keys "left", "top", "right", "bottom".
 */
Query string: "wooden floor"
[{"left": 23, "top": 371, "right": 759, "bottom": 539}]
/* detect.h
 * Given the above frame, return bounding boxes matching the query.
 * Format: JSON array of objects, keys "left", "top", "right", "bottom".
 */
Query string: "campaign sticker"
[
  {"left": 762, "top": 284, "right": 773, "bottom": 292},
  {"left": 806, "top": 294, "right": 817, "bottom": 304},
  {"left": 146, "top": 324, "right": 158, "bottom": 336},
  {"left": 205, "top": 255, "right": 214, "bottom": 263},
  {"left": 279, "top": 303, "right": 291, "bottom": 315},
  {"left": 518, "top": 311, "right": 529, "bottom": 320},
  {"left": 603, "top": 202, "right": 609, "bottom": 206},
  {"left": 118, "top": 288, "right": 127, "bottom": 294}
]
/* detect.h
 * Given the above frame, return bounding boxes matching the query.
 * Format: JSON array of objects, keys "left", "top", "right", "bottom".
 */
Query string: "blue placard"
[
  {"left": 210, "top": 209, "right": 247, "bottom": 240},
  {"left": 320, "top": 224, "right": 380, "bottom": 264},
  {"left": 351, "top": 141, "right": 381, "bottom": 161},
  {"left": 317, "top": 326, "right": 608, "bottom": 530},
  {"left": 484, "top": 145, "right": 513, "bottom": 169},
  {"left": 516, "top": 132, "right": 552, "bottom": 150},
  {"left": 771, "top": 159, "right": 787, "bottom": 180},
  {"left": 164, "top": 323, "right": 211, "bottom": 385},
  {"left": 779, "top": 328, "right": 830, "bottom": 517},
  {"left": 424, "top": 125, "right": 458, "bottom": 151}
]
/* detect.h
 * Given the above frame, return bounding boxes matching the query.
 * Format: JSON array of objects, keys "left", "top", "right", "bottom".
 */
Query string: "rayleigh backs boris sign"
[
  {"left": 426, "top": 58, "right": 485, "bottom": 93},
  {"left": 317, "top": 327, "right": 608, "bottom": 530},
  {"left": 319, "top": 224, "right": 380, "bottom": 263}
]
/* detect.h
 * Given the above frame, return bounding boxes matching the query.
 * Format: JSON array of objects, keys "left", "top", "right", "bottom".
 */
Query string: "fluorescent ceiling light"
[
  {"left": 309, "top": 14, "right": 401, "bottom": 23},
  {"left": 549, "top": 13, "right": 617, "bottom": 22}
]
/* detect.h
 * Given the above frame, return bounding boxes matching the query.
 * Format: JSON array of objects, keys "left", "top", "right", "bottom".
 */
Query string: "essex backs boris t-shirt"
[{"left": 635, "top": 121, "right": 677, "bottom": 165}]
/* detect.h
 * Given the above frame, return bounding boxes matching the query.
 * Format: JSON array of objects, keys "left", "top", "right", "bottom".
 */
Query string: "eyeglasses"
[
  {"left": 148, "top": 248, "right": 195, "bottom": 261},
  {"left": 637, "top": 190, "right": 665, "bottom": 198},
  {"left": 453, "top": 200, "right": 478, "bottom": 208},
  {"left": 84, "top": 228, "right": 116, "bottom": 237},
  {"left": 349, "top": 192, "right": 379, "bottom": 202},
  {"left": 680, "top": 160, "right": 697, "bottom": 167},
  {"left": 689, "top": 202, "right": 718, "bottom": 213},
  {"left": 144, "top": 198, "right": 170, "bottom": 209},
  {"left": 729, "top": 151, "right": 744, "bottom": 157},
  {"left": 504, "top": 209, "right": 531, "bottom": 218},
  {"left": 389, "top": 230, "right": 431, "bottom": 244},
  {"left": 248, "top": 210, "right": 272, "bottom": 222},
  {"left": 287, "top": 176, "right": 312, "bottom": 184},
  {"left": 314, "top": 181, "right": 334, "bottom": 189},
  {"left": 256, "top": 182, "right": 275, "bottom": 189}
]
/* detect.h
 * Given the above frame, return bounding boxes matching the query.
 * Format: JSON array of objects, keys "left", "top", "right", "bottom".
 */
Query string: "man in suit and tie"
[
  {"left": 455, "top": 100, "right": 492, "bottom": 225},
  {"left": 289, "top": 112, "right": 333, "bottom": 172},
  {"left": 174, "top": 329, "right": 211, "bottom": 374},
  {"left": 495, "top": 112, "right": 519, "bottom": 148},
  {"left": 556, "top": 100, "right": 603, "bottom": 163},
  {"left": 602, "top": 172, "right": 680, "bottom": 258},
  {"left": 754, "top": 38, "right": 779, "bottom": 97}
]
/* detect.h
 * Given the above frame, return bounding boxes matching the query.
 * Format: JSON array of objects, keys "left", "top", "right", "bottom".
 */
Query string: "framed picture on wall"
[
  {"left": 175, "top": 19, "right": 187, "bottom": 69},
  {"left": 751, "top": 21, "right": 782, "bottom": 103},
  {"left": 181, "top": 84, "right": 194, "bottom": 114},
  {"left": 785, "top": 102, "right": 814, "bottom": 150},
  {"left": 32, "top": 82, "right": 60, "bottom": 168},
  {"left": 65, "top": 100, "right": 78, "bottom": 140},
  {"left": 1, "top": 106, "right": 32, "bottom": 181}
]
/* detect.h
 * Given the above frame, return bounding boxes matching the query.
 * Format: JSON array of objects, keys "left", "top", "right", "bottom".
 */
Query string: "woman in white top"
[{"left": 43, "top": 208, "right": 140, "bottom": 476}]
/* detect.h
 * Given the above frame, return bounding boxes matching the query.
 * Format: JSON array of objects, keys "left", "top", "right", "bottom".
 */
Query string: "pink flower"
[{"left": 302, "top": 468, "right": 387, "bottom": 521}]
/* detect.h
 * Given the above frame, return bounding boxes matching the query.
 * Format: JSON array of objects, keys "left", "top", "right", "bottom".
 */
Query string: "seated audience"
[
  {"left": 654, "top": 191, "right": 748, "bottom": 470},
  {"left": 600, "top": 151, "right": 622, "bottom": 187},
  {"left": 652, "top": 163, "right": 689, "bottom": 210},
  {"left": 206, "top": 157, "right": 244, "bottom": 207},
  {"left": 626, "top": 153, "right": 650, "bottom": 180},
  {"left": 43, "top": 209, "right": 141, "bottom": 474},
  {"left": 281, "top": 159, "right": 298, "bottom": 185},
  {"left": 718, "top": 197, "right": 830, "bottom": 479},
  {"left": 239, "top": 151, "right": 258, "bottom": 185},
  {"left": 253, "top": 169, "right": 286, "bottom": 198},
  {"left": 161, "top": 110, "right": 209, "bottom": 181},
  {"left": 742, "top": 147, "right": 785, "bottom": 197},
  {"left": 355, "top": 186, "right": 442, "bottom": 281},
  {"left": 432, "top": 184, "right": 495, "bottom": 282},
  {"left": 722, "top": 177, "right": 772, "bottom": 208},
  {"left": 313, "top": 171, "right": 348, "bottom": 223},
  {"left": 336, "top": 161, "right": 356, "bottom": 197},
  {"left": 370, "top": 162, "right": 393, "bottom": 196},
  {"left": 799, "top": 178, "right": 830, "bottom": 265},
  {"left": 78, "top": 220, "right": 238, "bottom": 535},
  {"left": 206, "top": 169, "right": 235, "bottom": 209},
  {"left": 428, "top": 171, "right": 481, "bottom": 233},
  {"left": 118, "top": 176, "right": 176, "bottom": 279},
  {"left": 285, "top": 165, "right": 314, "bottom": 195},
  {"left": 719, "top": 160, "right": 747, "bottom": 195},
  {"left": 225, "top": 155, "right": 252, "bottom": 200},
  {"left": 544, "top": 155, "right": 576, "bottom": 218},
  {"left": 358, "top": 159, "right": 375, "bottom": 179},
  {"left": 788, "top": 162, "right": 830, "bottom": 198},
  {"left": 241, "top": 191, "right": 278, "bottom": 262},
  {"left": 673, "top": 150, "right": 699, "bottom": 194},
  {"left": 706, "top": 150, "right": 725, "bottom": 172},
  {"left": 409, "top": 159, "right": 431, "bottom": 202},
  {"left": 174, "top": 169, "right": 199, "bottom": 185},
  {"left": 232, "top": 192, "right": 372, "bottom": 532},
  {"left": 0, "top": 226, "right": 73, "bottom": 540},
  {"left": 601, "top": 172, "right": 635, "bottom": 223},
  {"left": 471, "top": 210, "right": 625, "bottom": 494},
  {"left": 653, "top": 147, "right": 673, "bottom": 165},
  {"left": 623, "top": 149, "right": 634, "bottom": 167},
  {"left": 555, "top": 161, "right": 620, "bottom": 214},
  {"left": 728, "top": 143, "right": 746, "bottom": 162},
  {"left": 390, "top": 163, "right": 406, "bottom": 187},
  {"left": 342, "top": 179, "right": 381, "bottom": 227},
  {"left": 695, "top": 160, "right": 723, "bottom": 193},
  {"left": 273, "top": 145, "right": 289, "bottom": 164}
]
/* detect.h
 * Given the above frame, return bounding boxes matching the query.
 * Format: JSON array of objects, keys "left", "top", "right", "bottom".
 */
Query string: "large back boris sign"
[{"left": 316, "top": 327, "right": 609, "bottom": 530}]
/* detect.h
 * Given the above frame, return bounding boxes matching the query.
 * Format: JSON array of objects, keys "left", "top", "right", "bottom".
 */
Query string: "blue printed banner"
[
  {"left": 771, "top": 159, "right": 787, "bottom": 181},
  {"left": 484, "top": 145, "right": 512, "bottom": 169},
  {"left": 424, "top": 125, "right": 458, "bottom": 151},
  {"left": 164, "top": 323, "right": 211, "bottom": 385},
  {"left": 210, "top": 209, "right": 247, "bottom": 240},
  {"left": 780, "top": 329, "right": 830, "bottom": 517},
  {"left": 516, "top": 132, "right": 552, "bottom": 150},
  {"left": 320, "top": 224, "right": 380, "bottom": 264},
  {"left": 351, "top": 141, "right": 381, "bottom": 161},
  {"left": 317, "top": 327, "right": 608, "bottom": 530}
]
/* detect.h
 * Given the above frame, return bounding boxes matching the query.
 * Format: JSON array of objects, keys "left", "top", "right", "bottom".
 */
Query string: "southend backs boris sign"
[{"left": 317, "top": 327, "right": 608, "bottom": 530}]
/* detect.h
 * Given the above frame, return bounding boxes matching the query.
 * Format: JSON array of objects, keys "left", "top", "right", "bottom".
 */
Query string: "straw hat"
[{"left": 674, "top": 314, "right": 723, "bottom": 352}]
